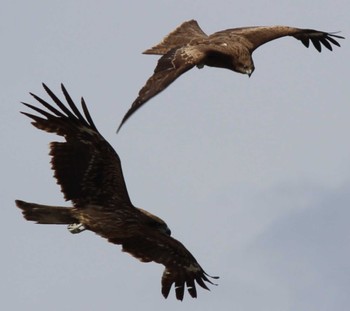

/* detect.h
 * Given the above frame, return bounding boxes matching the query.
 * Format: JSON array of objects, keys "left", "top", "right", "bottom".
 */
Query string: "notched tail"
[{"left": 15, "top": 200, "right": 77, "bottom": 224}]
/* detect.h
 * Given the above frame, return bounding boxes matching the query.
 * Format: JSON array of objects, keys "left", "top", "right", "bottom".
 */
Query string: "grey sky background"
[{"left": 1, "top": 1, "right": 349, "bottom": 310}]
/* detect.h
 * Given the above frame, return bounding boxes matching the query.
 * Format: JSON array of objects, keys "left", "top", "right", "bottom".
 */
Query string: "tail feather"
[
  {"left": 143, "top": 20, "right": 207, "bottom": 55},
  {"left": 15, "top": 200, "right": 77, "bottom": 224}
]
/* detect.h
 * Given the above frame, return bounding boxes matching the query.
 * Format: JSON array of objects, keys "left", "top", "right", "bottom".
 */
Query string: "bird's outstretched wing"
[
  {"left": 111, "top": 230, "right": 218, "bottom": 301},
  {"left": 22, "top": 84, "right": 133, "bottom": 208},
  {"left": 211, "top": 26, "right": 344, "bottom": 52},
  {"left": 117, "top": 46, "right": 206, "bottom": 131}
]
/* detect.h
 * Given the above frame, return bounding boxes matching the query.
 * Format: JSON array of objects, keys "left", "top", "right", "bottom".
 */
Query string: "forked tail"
[{"left": 15, "top": 200, "right": 77, "bottom": 225}]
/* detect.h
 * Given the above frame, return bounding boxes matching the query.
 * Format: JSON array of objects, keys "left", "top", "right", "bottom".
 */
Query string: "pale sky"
[{"left": 1, "top": 1, "right": 349, "bottom": 310}]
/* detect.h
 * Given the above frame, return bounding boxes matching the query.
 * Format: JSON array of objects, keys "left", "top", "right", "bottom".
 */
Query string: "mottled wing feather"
[
  {"left": 118, "top": 231, "right": 218, "bottom": 300},
  {"left": 22, "top": 84, "right": 133, "bottom": 208},
  {"left": 117, "top": 46, "right": 206, "bottom": 131},
  {"left": 211, "top": 26, "right": 344, "bottom": 52}
]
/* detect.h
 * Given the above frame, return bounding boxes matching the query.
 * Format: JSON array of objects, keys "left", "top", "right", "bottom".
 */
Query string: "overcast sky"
[{"left": 1, "top": 1, "right": 349, "bottom": 310}]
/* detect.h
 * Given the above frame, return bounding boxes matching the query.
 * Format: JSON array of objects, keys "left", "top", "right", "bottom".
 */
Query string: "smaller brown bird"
[
  {"left": 16, "top": 84, "right": 218, "bottom": 301},
  {"left": 117, "top": 20, "right": 344, "bottom": 131}
]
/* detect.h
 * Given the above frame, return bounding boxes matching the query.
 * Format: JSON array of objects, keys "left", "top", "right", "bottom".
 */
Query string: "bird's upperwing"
[
  {"left": 21, "top": 84, "right": 133, "bottom": 208},
  {"left": 111, "top": 231, "right": 218, "bottom": 301},
  {"left": 211, "top": 25, "right": 344, "bottom": 52},
  {"left": 117, "top": 46, "right": 206, "bottom": 131}
]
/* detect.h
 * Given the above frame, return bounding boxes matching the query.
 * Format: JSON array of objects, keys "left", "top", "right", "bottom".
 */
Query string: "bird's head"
[
  {"left": 232, "top": 48, "right": 255, "bottom": 77},
  {"left": 138, "top": 208, "right": 172, "bottom": 236},
  {"left": 243, "top": 64, "right": 255, "bottom": 77},
  {"left": 234, "top": 59, "right": 255, "bottom": 77}
]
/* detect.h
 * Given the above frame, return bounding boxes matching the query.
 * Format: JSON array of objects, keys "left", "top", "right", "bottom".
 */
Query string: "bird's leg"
[{"left": 67, "top": 223, "right": 86, "bottom": 234}]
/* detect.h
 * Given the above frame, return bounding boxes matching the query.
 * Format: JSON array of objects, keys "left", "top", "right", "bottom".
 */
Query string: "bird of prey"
[
  {"left": 16, "top": 84, "right": 218, "bottom": 301},
  {"left": 117, "top": 19, "right": 344, "bottom": 131}
]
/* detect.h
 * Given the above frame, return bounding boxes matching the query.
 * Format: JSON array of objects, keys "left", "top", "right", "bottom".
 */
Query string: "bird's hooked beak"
[{"left": 247, "top": 68, "right": 254, "bottom": 78}]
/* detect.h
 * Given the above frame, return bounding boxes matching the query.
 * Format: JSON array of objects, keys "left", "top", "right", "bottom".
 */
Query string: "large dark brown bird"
[
  {"left": 117, "top": 19, "right": 344, "bottom": 131},
  {"left": 16, "top": 84, "right": 217, "bottom": 301}
]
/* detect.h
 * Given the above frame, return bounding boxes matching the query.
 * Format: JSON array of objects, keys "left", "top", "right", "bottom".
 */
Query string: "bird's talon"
[{"left": 67, "top": 223, "right": 86, "bottom": 234}]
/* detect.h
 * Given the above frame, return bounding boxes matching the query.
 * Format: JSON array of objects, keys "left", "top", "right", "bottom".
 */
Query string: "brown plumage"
[
  {"left": 117, "top": 19, "right": 344, "bottom": 131},
  {"left": 16, "top": 84, "right": 218, "bottom": 300}
]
